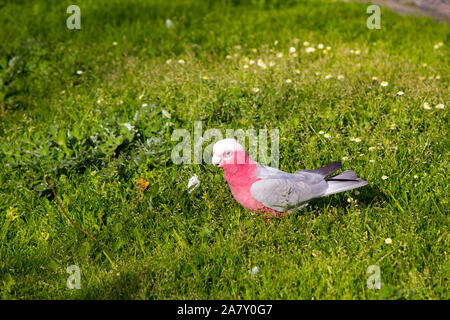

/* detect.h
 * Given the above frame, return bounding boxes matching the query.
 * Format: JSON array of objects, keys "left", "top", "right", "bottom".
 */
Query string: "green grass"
[{"left": 0, "top": 0, "right": 448, "bottom": 299}]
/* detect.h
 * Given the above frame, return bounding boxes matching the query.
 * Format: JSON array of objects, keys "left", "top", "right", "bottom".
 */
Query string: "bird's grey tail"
[{"left": 324, "top": 170, "right": 368, "bottom": 196}]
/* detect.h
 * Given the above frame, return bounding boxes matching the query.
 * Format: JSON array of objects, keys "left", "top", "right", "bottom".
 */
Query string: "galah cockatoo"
[{"left": 211, "top": 138, "right": 368, "bottom": 224}]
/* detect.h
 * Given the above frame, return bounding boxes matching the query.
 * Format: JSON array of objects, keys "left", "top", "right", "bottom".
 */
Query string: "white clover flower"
[
  {"left": 187, "top": 174, "right": 200, "bottom": 192},
  {"left": 423, "top": 102, "right": 431, "bottom": 110},
  {"left": 384, "top": 238, "right": 392, "bottom": 244},
  {"left": 381, "top": 175, "right": 388, "bottom": 180},
  {"left": 380, "top": 81, "right": 389, "bottom": 87},
  {"left": 435, "top": 103, "right": 444, "bottom": 109}
]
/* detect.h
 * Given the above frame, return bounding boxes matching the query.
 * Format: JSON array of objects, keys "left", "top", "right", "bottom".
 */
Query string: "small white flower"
[
  {"left": 342, "top": 156, "right": 349, "bottom": 161},
  {"left": 249, "top": 60, "right": 255, "bottom": 65},
  {"left": 225, "top": 55, "right": 232, "bottom": 60},
  {"left": 248, "top": 266, "right": 259, "bottom": 277},
  {"left": 385, "top": 238, "right": 392, "bottom": 244},
  {"left": 324, "top": 133, "right": 331, "bottom": 138},
  {"left": 380, "top": 81, "right": 389, "bottom": 87},
  {"left": 317, "top": 44, "right": 324, "bottom": 49},
  {"left": 289, "top": 47, "right": 296, "bottom": 53},
  {"left": 285, "top": 78, "right": 292, "bottom": 83},
  {"left": 243, "top": 64, "right": 249, "bottom": 69},
  {"left": 305, "top": 47, "right": 316, "bottom": 53},
  {"left": 187, "top": 174, "right": 200, "bottom": 192},
  {"left": 371, "top": 76, "right": 378, "bottom": 81},
  {"left": 257, "top": 59, "right": 265, "bottom": 67},
  {"left": 166, "top": 59, "right": 172, "bottom": 64},
  {"left": 423, "top": 102, "right": 431, "bottom": 110},
  {"left": 318, "top": 130, "right": 325, "bottom": 135},
  {"left": 178, "top": 59, "right": 185, "bottom": 64},
  {"left": 276, "top": 52, "right": 283, "bottom": 58},
  {"left": 390, "top": 123, "right": 396, "bottom": 130},
  {"left": 138, "top": 94, "right": 144, "bottom": 100},
  {"left": 337, "top": 74, "right": 344, "bottom": 80},
  {"left": 396, "top": 91, "right": 404, "bottom": 96},
  {"left": 303, "top": 41, "right": 310, "bottom": 46},
  {"left": 369, "top": 147, "right": 376, "bottom": 151},
  {"left": 251, "top": 87, "right": 260, "bottom": 93},
  {"left": 325, "top": 74, "right": 332, "bottom": 79},
  {"left": 354, "top": 50, "right": 360, "bottom": 55},
  {"left": 435, "top": 103, "right": 445, "bottom": 109},
  {"left": 112, "top": 41, "right": 118, "bottom": 46},
  {"left": 295, "top": 68, "right": 301, "bottom": 74},
  {"left": 76, "top": 70, "right": 84, "bottom": 75},
  {"left": 165, "top": 19, "right": 174, "bottom": 28},
  {"left": 381, "top": 175, "right": 388, "bottom": 180},
  {"left": 413, "top": 175, "right": 418, "bottom": 179},
  {"left": 369, "top": 159, "right": 375, "bottom": 163},
  {"left": 326, "top": 46, "right": 331, "bottom": 51},
  {"left": 142, "top": 103, "right": 148, "bottom": 107},
  {"left": 435, "top": 75, "right": 441, "bottom": 80}
]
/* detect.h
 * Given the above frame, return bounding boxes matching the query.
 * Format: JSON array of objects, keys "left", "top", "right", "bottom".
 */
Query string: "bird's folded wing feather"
[{"left": 251, "top": 166, "right": 328, "bottom": 212}]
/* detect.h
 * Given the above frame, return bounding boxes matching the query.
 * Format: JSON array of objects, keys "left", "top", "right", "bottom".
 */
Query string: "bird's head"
[{"left": 212, "top": 139, "right": 252, "bottom": 172}]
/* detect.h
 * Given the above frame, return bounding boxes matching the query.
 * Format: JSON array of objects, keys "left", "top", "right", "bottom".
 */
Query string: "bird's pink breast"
[{"left": 224, "top": 162, "right": 263, "bottom": 211}]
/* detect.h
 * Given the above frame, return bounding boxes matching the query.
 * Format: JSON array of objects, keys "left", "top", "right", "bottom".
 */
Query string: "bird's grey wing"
[{"left": 250, "top": 173, "right": 328, "bottom": 212}]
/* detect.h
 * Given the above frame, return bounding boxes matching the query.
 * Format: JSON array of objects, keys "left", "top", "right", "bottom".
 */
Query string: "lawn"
[{"left": 0, "top": 0, "right": 448, "bottom": 299}]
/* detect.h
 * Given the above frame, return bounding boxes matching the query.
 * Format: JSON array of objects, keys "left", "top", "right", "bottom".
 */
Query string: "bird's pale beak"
[{"left": 212, "top": 155, "right": 222, "bottom": 167}]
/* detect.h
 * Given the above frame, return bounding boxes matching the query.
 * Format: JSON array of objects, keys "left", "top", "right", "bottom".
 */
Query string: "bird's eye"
[{"left": 224, "top": 151, "right": 232, "bottom": 157}]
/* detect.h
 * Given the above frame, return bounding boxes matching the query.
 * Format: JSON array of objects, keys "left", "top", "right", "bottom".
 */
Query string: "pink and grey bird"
[{"left": 211, "top": 139, "right": 368, "bottom": 222}]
